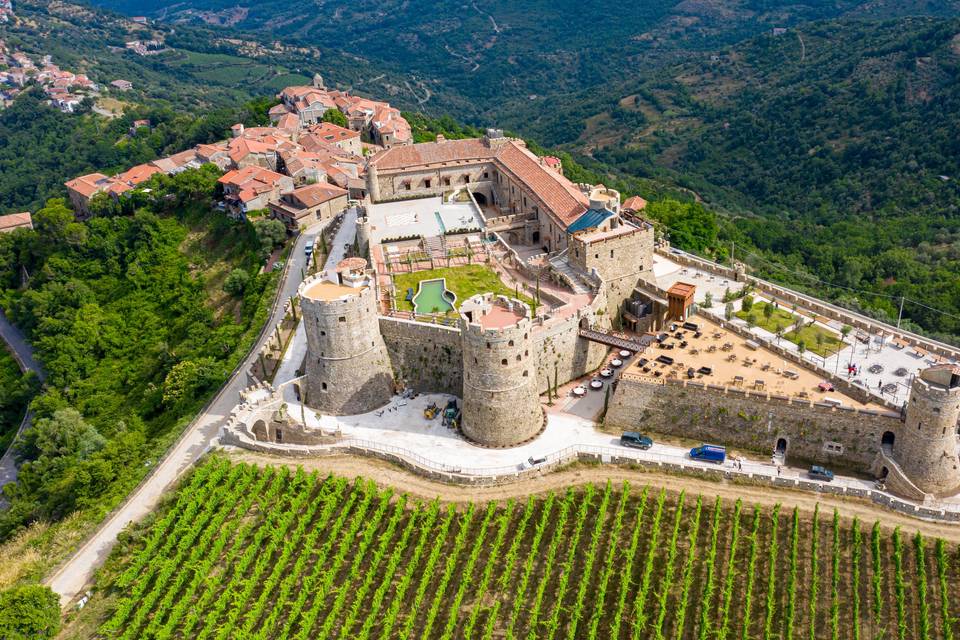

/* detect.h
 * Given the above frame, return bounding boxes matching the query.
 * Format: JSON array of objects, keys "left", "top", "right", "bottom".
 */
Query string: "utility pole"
[{"left": 896, "top": 296, "right": 905, "bottom": 329}]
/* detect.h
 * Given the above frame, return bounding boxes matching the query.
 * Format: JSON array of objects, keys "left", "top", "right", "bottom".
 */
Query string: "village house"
[
  {"left": 0, "top": 212, "right": 32, "bottom": 233},
  {"left": 110, "top": 79, "right": 133, "bottom": 92},
  {"left": 622, "top": 195, "right": 648, "bottom": 214},
  {"left": 268, "top": 182, "right": 348, "bottom": 230},
  {"left": 303, "top": 122, "right": 362, "bottom": 156},
  {"left": 218, "top": 166, "right": 294, "bottom": 217},
  {"left": 65, "top": 173, "right": 114, "bottom": 218}
]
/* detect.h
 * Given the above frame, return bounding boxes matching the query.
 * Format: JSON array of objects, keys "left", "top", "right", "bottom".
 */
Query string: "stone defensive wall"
[
  {"left": 660, "top": 247, "right": 959, "bottom": 361},
  {"left": 532, "top": 305, "right": 609, "bottom": 394},
  {"left": 377, "top": 279, "right": 613, "bottom": 399},
  {"left": 379, "top": 316, "right": 463, "bottom": 396},
  {"left": 607, "top": 374, "right": 902, "bottom": 474}
]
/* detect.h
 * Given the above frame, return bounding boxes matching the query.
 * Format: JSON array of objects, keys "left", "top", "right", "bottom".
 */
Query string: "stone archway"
[
  {"left": 775, "top": 438, "right": 787, "bottom": 455},
  {"left": 881, "top": 431, "right": 895, "bottom": 453},
  {"left": 474, "top": 192, "right": 488, "bottom": 205}
]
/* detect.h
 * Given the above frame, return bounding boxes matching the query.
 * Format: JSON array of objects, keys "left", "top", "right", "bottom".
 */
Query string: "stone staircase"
[
  {"left": 423, "top": 236, "right": 445, "bottom": 259},
  {"left": 549, "top": 253, "right": 591, "bottom": 295}
]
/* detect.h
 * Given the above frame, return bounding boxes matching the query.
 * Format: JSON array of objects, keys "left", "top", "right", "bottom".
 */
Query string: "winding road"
[
  {"left": 0, "top": 309, "right": 45, "bottom": 502},
  {"left": 44, "top": 214, "right": 347, "bottom": 606}
]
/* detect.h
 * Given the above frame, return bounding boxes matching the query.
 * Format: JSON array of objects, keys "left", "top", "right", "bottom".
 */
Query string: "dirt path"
[{"left": 227, "top": 450, "right": 960, "bottom": 542}]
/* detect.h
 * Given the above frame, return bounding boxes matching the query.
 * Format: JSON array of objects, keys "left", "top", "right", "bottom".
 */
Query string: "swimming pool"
[{"left": 412, "top": 278, "right": 456, "bottom": 314}]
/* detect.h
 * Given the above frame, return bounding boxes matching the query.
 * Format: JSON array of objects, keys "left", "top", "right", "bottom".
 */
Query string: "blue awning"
[{"left": 566, "top": 207, "right": 614, "bottom": 234}]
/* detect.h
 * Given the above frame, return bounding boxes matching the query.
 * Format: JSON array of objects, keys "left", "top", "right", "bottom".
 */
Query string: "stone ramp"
[{"left": 548, "top": 254, "right": 591, "bottom": 294}]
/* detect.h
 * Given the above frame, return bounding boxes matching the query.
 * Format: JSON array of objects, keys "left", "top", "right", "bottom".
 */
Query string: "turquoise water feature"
[{"left": 413, "top": 278, "right": 456, "bottom": 314}]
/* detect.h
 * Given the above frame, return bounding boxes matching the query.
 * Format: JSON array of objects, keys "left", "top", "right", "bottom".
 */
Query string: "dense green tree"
[
  {"left": 0, "top": 584, "right": 61, "bottom": 639},
  {"left": 253, "top": 218, "right": 288, "bottom": 257},
  {"left": 321, "top": 108, "right": 349, "bottom": 128},
  {"left": 224, "top": 268, "right": 251, "bottom": 297}
]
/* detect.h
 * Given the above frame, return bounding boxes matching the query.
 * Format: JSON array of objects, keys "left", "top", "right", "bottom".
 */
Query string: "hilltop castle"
[{"left": 292, "top": 131, "right": 960, "bottom": 500}]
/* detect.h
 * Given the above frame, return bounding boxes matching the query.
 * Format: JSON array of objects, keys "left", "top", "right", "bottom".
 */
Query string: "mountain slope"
[{"left": 80, "top": 0, "right": 960, "bottom": 119}]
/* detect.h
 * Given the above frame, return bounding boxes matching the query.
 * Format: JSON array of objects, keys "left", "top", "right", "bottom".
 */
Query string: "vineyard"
[{"left": 89, "top": 458, "right": 960, "bottom": 639}]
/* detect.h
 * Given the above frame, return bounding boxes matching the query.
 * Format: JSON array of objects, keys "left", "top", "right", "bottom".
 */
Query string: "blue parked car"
[
  {"left": 689, "top": 444, "right": 726, "bottom": 464},
  {"left": 809, "top": 465, "right": 834, "bottom": 482}
]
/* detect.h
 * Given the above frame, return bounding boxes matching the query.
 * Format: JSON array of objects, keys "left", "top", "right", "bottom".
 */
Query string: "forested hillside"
[
  {"left": 82, "top": 0, "right": 960, "bottom": 120},
  {"left": 502, "top": 17, "right": 960, "bottom": 344},
  {"left": 0, "top": 169, "right": 283, "bottom": 544}
]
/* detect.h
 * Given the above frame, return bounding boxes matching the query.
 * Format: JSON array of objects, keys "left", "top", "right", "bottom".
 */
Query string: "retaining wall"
[{"left": 607, "top": 376, "right": 901, "bottom": 473}]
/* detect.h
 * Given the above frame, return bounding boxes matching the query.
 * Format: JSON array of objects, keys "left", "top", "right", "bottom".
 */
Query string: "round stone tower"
[
  {"left": 459, "top": 294, "right": 542, "bottom": 447},
  {"left": 298, "top": 258, "right": 393, "bottom": 415},
  {"left": 895, "top": 365, "right": 960, "bottom": 495}
]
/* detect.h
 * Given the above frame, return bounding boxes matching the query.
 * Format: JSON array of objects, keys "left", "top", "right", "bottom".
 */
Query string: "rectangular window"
[
  {"left": 425, "top": 179, "right": 431, "bottom": 188},
  {"left": 338, "top": 316, "right": 346, "bottom": 322},
  {"left": 822, "top": 441, "right": 843, "bottom": 454},
  {"left": 610, "top": 249, "right": 614, "bottom": 259}
]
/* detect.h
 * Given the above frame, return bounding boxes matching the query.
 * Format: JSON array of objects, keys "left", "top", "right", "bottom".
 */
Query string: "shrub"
[{"left": 224, "top": 268, "right": 250, "bottom": 297}]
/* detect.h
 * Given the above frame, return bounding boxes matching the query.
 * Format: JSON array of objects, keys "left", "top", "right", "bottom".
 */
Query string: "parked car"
[
  {"left": 809, "top": 465, "right": 834, "bottom": 482},
  {"left": 689, "top": 444, "right": 726, "bottom": 464},
  {"left": 304, "top": 239, "right": 314, "bottom": 256},
  {"left": 620, "top": 432, "right": 653, "bottom": 450}
]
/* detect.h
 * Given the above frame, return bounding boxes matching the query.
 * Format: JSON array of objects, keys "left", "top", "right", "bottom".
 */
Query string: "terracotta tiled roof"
[
  {"left": 494, "top": 141, "right": 588, "bottom": 226},
  {"left": 287, "top": 182, "right": 347, "bottom": 208},
  {"left": 622, "top": 195, "right": 648, "bottom": 212},
  {"left": 309, "top": 122, "right": 360, "bottom": 142},
  {"left": 276, "top": 113, "right": 301, "bottom": 131},
  {"left": 368, "top": 137, "right": 494, "bottom": 170},
  {"left": 0, "top": 212, "right": 32, "bottom": 232},
  {"left": 65, "top": 173, "right": 110, "bottom": 197},
  {"left": 117, "top": 163, "right": 161, "bottom": 185},
  {"left": 219, "top": 166, "right": 289, "bottom": 203}
]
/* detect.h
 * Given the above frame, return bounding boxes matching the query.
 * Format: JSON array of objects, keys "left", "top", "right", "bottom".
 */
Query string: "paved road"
[
  {"left": 0, "top": 309, "right": 46, "bottom": 502},
  {"left": 45, "top": 218, "right": 333, "bottom": 606}
]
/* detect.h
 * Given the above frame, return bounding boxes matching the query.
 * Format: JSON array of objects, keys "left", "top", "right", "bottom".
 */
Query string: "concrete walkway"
[
  {"left": 0, "top": 310, "right": 46, "bottom": 504},
  {"left": 44, "top": 215, "right": 341, "bottom": 606}
]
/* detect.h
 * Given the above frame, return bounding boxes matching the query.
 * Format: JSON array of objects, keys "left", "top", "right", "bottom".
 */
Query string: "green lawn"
[
  {"left": 736, "top": 301, "right": 797, "bottom": 334},
  {"left": 784, "top": 323, "right": 843, "bottom": 357},
  {"left": 392, "top": 265, "right": 534, "bottom": 313}
]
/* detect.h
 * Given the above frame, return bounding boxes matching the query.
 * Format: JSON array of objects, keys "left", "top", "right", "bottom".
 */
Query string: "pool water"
[{"left": 413, "top": 278, "right": 456, "bottom": 314}]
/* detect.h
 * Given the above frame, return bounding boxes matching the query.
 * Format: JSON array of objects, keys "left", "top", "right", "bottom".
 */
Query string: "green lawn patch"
[
  {"left": 392, "top": 265, "right": 533, "bottom": 313},
  {"left": 784, "top": 323, "right": 843, "bottom": 357},
  {"left": 735, "top": 301, "right": 797, "bottom": 334}
]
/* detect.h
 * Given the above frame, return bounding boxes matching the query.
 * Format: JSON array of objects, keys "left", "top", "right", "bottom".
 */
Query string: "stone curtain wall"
[
  {"left": 535, "top": 316, "right": 608, "bottom": 394},
  {"left": 379, "top": 316, "right": 464, "bottom": 396},
  {"left": 607, "top": 376, "right": 901, "bottom": 473},
  {"left": 533, "top": 286, "right": 611, "bottom": 394}
]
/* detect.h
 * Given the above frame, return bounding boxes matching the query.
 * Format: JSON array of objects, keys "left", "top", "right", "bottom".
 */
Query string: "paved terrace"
[
  {"left": 365, "top": 196, "right": 483, "bottom": 245},
  {"left": 630, "top": 316, "right": 883, "bottom": 409},
  {"left": 653, "top": 250, "right": 960, "bottom": 407}
]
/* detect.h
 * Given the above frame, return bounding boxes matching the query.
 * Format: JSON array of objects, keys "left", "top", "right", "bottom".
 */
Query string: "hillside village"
[
  {"left": 0, "top": 38, "right": 100, "bottom": 111},
  {"left": 64, "top": 75, "right": 409, "bottom": 225}
]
